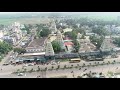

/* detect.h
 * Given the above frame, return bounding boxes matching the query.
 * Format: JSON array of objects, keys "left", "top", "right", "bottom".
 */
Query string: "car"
[
  {"left": 17, "top": 73, "right": 24, "bottom": 76},
  {"left": 3, "top": 63, "right": 9, "bottom": 66},
  {"left": 28, "top": 63, "right": 34, "bottom": 66},
  {"left": 23, "top": 64, "right": 28, "bottom": 67}
]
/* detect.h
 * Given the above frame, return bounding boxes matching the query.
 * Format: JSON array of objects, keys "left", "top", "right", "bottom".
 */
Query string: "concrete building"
[
  {"left": 11, "top": 22, "right": 23, "bottom": 40},
  {"left": 3, "top": 36, "right": 16, "bottom": 45},
  {"left": 77, "top": 33, "right": 82, "bottom": 39},
  {"left": 63, "top": 28, "right": 72, "bottom": 33}
]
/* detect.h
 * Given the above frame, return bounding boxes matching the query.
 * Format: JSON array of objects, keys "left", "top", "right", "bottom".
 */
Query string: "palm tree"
[
  {"left": 77, "top": 64, "right": 79, "bottom": 67},
  {"left": 64, "top": 65, "right": 67, "bottom": 69},
  {"left": 24, "top": 68, "right": 27, "bottom": 72},
  {"left": 108, "top": 61, "right": 110, "bottom": 64},
  {"left": 45, "top": 67, "right": 47, "bottom": 71},
  {"left": 30, "top": 68, "right": 33, "bottom": 73},
  {"left": 37, "top": 66, "right": 40, "bottom": 71},
  {"left": 17, "top": 69, "right": 20, "bottom": 73},
  {"left": 71, "top": 65, "right": 73, "bottom": 67},
  {"left": 52, "top": 66, "right": 54, "bottom": 70},
  {"left": 57, "top": 65, "right": 60, "bottom": 69},
  {"left": 113, "top": 60, "right": 116, "bottom": 63},
  {"left": 89, "top": 63, "right": 91, "bottom": 65},
  {"left": 83, "top": 63, "right": 85, "bottom": 67},
  {"left": 103, "top": 62, "right": 105, "bottom": 65},
  {"left": 77, "top": 76, "right": 82, "bottom": 78}
]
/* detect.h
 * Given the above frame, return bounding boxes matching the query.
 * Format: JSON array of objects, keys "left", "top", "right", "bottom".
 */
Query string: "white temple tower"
[
  {"left": 56, "top": 30, "right": 65, "bottom": 49},
  {"left": 45, "top": 40, "right": 55, "bottom": 56}
]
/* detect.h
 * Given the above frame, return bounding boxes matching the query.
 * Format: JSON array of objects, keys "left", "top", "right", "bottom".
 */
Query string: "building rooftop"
[
  {"left": 27, "top": 37, "right": 47, "bottom": 48},
  {"left": 19, "top": 52, "right": 45, "bottom": 57},
  {"left": 64, "top": 42, "right": 74, "bottom": 46}
]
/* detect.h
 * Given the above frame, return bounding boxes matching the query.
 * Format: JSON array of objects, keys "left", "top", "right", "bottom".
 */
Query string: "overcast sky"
[{"left": 0, "top": 12, "right": 120, "bottom": 16}]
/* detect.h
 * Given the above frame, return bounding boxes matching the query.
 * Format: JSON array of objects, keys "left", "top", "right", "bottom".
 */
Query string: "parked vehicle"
[{"left": 17, "top": 73, "right": 24, "bottom": 76}]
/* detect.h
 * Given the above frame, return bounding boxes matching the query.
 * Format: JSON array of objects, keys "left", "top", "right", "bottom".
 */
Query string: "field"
[{"left": 0, "top": 18, "right": 51, "bottom": 25}]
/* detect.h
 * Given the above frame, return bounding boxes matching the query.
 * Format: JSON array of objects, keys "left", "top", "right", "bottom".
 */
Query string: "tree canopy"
[
  {"left": 72, "top": 39, "right": 80, "bottom": 52},
  {"left": 13, "top": 48, "right": 26, "bottom": 54},
  {"left": 92, "top": 26, "right": 110, "bottom": 36},
  {"left": 64, "top": 30, "right": 77, "bottom": 40},
  {"left": 89, "top": 35, "right": 104, "bottom": 49},
  {"left": 0, "top": 41, "right": 13, "bottom": 54},
  {"left": 113, "top": 37, "right": 120, "bottom": 47},
  {"left": 52, "top": 41, "right": 62, "bottom": 53}
]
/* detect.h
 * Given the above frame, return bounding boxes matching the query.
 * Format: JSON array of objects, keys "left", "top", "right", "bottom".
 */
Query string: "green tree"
[
  {"left": 89, "top": 35, "right": 104, "bottom": 49},
  {"left": 13, "top": 48, "right": 26, "bottom": 54},
  {"left": 73, "top": 39, "right": 80, "bottom": 52},
  {"left": 113, "top": 37, "right": 120, "bottom": 47},
  {"left": 0, "top": 41, "right": 13, "bottom": 54},
  {"left": 52, "top": 41, "right": 62, "bottom": 53},
  {"left": 24, "top": 24, "right": 30, "bottom": 34},
  {"left": 40, "top": 28, "right": 50, "bottom": 37}
]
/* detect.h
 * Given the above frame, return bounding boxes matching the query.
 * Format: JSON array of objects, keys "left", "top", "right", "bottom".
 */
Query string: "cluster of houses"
[{"left": 0, "top": 22, "right": 27, "bottom": 46}]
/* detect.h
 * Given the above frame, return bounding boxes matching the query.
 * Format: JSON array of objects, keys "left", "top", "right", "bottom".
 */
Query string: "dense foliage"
[
  {"left": 89, "top": 35, "right": 104, "bottom": 49},
  {"left": 36, "top": 24, "right": 50, "bottom": 38},
  {"left": 72, "top": 39, "right": 80, "bottom": 52},
  {"left": 91, "top": 26, "right": 110, "bottom": 36},
  {"left": 0, "top": 41, "right": 13, "bottom": 54},
  {"left": 13, "top": 48, "right": 26, "bottom": 54},
  {"left": 52, "top": 41, "right": 62, "bottom": 53},
  {"left": 113, "top": 37, "right": 120, "bottom": 47}
]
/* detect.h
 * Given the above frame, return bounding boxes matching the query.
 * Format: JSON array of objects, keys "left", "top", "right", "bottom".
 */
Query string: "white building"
[
  {"left": 3, "top": 36, "right": 16, "bottom": 45},
  {"left": 77, "top": 33, "right": 82, "bottom": 39},
  {"left": 45, "top": 40, "right": 54, "bottom": 56},
  {"left": 56, "top": 30, "right": 65, "bottom": 49},
  {"left": 63, "top": 28, "right": 72, "bottom": 33}
]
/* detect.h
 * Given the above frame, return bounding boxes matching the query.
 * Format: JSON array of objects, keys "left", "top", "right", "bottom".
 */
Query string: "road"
[
  {"left": 0, "top": 50, "right": 14, "bottom": 66},
  {"left": 1, "top": 52, "right": 120, "bottom": 78},
  {"left": 0, "top": 63, "right": 120, "bottom": 78}
]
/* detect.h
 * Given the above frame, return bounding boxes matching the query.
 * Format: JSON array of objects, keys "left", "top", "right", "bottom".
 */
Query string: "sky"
[{"left": 0, "top": 12, "right": 120, "bottom": 15}]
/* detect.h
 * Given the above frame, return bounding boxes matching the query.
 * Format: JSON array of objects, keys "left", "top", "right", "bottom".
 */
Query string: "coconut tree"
[
  {"left": 29, "top": 68, "right": 33, "bottom": 73},
  {"left": 113, "top": 60, "right": 116, "bottom": 63},
  {"left": 45, "top": 67, "right": 47, "bottom": 71},
  {"left": 37, "top": 66, "right": 40, "bottom": 71},
  {"left": 77, "top": 76, "right": 82, "bottom": 78},
  {"left": 52, "top": 66, "right": 54, "bottom": 70},
  {"left": 17, "top": 69, "right": 20, "bottom": 73},
  {"left": 64, "top": 65, "right": 67, "bottom": 69},
  {"left": 89, "top": 63, "right": 91, "bottom": 65},
  {"left": 57, "top": 65, "right": 60, "bottom": 69},
  {"left": 71, "top": 65, "right": 73, "bottom": 68},
  {"left": 108, "top": 61, "right": 110, "bottom": 64},
  {"left": 24, "top": 68, "right": 27, "bottom": 72},
  {"left": 83, "top": 63, "right": 85, "bottom": 67}
]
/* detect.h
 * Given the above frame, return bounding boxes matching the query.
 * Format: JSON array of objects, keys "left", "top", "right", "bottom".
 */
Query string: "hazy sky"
[{"left": 0, "top": 12, "right": 120, "bottom": 16}]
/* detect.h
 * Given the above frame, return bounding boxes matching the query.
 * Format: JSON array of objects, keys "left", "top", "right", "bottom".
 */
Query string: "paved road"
[
  {"left": 0, "top": 63, "right": 120, "bottom": 78},
  {"left": 0, "top": 54, "right": 120, "bottom": 78},
  {"left": 0, "top": 50, "right": 14, "bottom": 66}
]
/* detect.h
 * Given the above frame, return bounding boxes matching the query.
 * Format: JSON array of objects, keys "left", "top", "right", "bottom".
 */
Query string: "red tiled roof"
[{"left": 64, "top": 42, "right": 74, "bottom": 46}]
